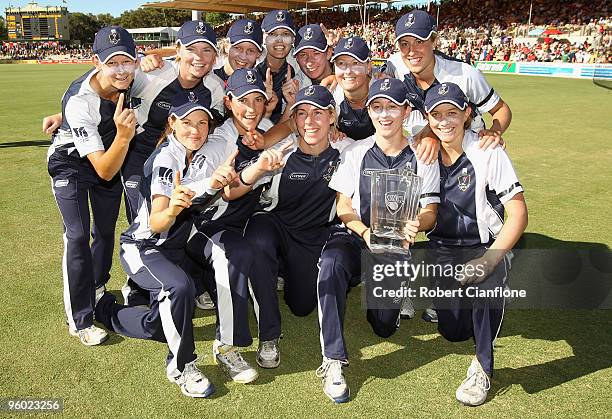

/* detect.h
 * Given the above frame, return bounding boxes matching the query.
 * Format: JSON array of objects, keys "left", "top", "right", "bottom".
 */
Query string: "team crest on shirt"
[
  {"left": 458, "top": 168, "right": 471, "bottom": 192},
  {"left": 195, "top": 22, "right": 207, "bottom": 34},
  {"left": 188, "top": 91, "right": 198, "bottom": 103},
  {"left": 304, "top": 85, "right": 315, "bottom": 96},
  {"left": 322, "top": 160, "right": 341, "bottom": 182},
  {"left": 244, "top": 22, "right": 254, "bottom": 34},
  {"left": 157, "top": 167, "right": 174, "bottom": 188},
  {"left": 405, "top": 14, "right": 415, "bottom": 27},
  {"left": 276, "top": 11, "right": 285, "bottom": 22},
  {"left": 246, "top": 70, "right": 256, "bottom": 84},
  {"left": 344, "top": 38, "right": 354, "bottom": 49},
  {"left": 385, "top": 190, "right": 406, "bottom": 215},
  {"left": 303, "top": 28, "right": 313, "bottom": 41},
  {"left": 438, "top": 84, "right": 449, "bottom": 96},
  {"left": 109, "top": 29, "right": 120, "bottom": 45}
]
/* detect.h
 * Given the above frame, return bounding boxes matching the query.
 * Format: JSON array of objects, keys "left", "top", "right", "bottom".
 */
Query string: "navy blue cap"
[
  {"left": 395, "top": 10, "right": 437, "bottom": 42},
  {"left": 290, "top": 85, "right": 336, "bottom": 111},
  {"left": 293, "top": 24, "right": 328, "bottom": 55},
  {"left": 424, "top": 82, "right": 468, "bottom": 113},
  {"left": 227, "top": 19, "right": 263, "bottom": 52},
  {"left": 169, "top": 85, "right": 213, "bottom": 119},
  {"left": 366, "top": 78, "right": 410, "bottom": 107},
  {"left": 331, "top": 36, "right": 370, "bottom": 62},
  {"left": 177, "top": 20, "right": 218, "bottom": 51},
  {"left": 93, "top": 26, "right": 137, "bottom": 63},
  {"left": 262, "top": 10, "right": 296, "bottom": 35},
  {"left": 226, "top": 68, "right": 269, "bottom": 100}
]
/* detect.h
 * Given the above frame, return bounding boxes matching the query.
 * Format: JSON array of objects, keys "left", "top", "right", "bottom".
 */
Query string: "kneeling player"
[
  {"left": 315, "top": 78, "right": 440, "bottom": 403},
  {"left": 423, "top": 82, "right": 527, "bottom": 406}
]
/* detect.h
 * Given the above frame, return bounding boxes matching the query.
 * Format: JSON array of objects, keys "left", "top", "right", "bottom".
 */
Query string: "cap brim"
[
  {"left": 97, "top": 48, "right": 137, "bottom": 63},
  {"left": 177, "top": 37, "right": 219, "bottom": 52},
  {"left": 171, "top": 105, "right": 213, "bottom": 120},
  {"left": 289, "top": 100, "right": 334, "bottom": 111},
  {"left": 331, "top": 51, "right": 369, "bottom": 63},
  {"left": 228, "top": 87, "right": 269, "bottom": 100},
  {"left": 264, "top": 25, "right": 296, "bottom": 35},
  {"left": 230, "top": 38, "right": 263, "bottom": 51},
  {"left": 424, "top": 99, "right": 468, "bottom": 113},
  {"left": 293, "top": 43, "right": 328, "bottom": 56},
  {"left": 366, "top": 93, "right": 409, "bottom": 107},
  {"left": 395, "top": 29, "right": 436, "bottom": 42}
]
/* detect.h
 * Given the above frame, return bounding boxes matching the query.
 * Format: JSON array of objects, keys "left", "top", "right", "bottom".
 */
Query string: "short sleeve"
[
  {"left": 465, "top": 64, "right": 501, "bottom": 114},
  {"left": 329, "top": 147, "right": 356, "bottom": 197},
  {"left": 416, "top": 161, "right": 441, "bottom": 207},
  {"left": 487, "top": 147, "right": 523, "bottom": 204},
  {"left": 150, "top": 164, "right": 175, "bottom": 198},
  {"left": 64, "top": 95, "right": 105, "bottom": 157}
]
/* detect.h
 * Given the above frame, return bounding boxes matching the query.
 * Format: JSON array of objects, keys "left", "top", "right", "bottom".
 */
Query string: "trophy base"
[{"left": 370, "top": 235, "right": 410, "bottom": 255}]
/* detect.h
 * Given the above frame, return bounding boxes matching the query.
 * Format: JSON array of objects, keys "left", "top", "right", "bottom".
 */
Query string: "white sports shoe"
[
  {"left": 316, "top": 358, "right": 349, "bottom": 403},
  {"left": 69, "top": 325, "right": 109, "bottom": 346},
  {"left": 213, "top": 340, "right": 258, "bottom": 384},
  {"left": 169, "top": 361, "right": 214, "bottom": 398},
  {"left": 456, "top": 358, "right": 491, "bottom": 406},
  {"left": 400, "top": 297, "right": 416, "bottom": 319},
  {"left": 256, "top": 338, "right": 280, "bottom": 368},
  {"left": 277, "top": 276, "right": 285, "bottom": 292},
  {"left": 195, "top": 292, "right": 215, "bottom": 310}
]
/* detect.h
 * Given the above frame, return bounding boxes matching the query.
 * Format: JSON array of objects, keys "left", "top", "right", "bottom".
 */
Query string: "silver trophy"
[{"left": 370, "top": 167, "right": 422, "bottom": 254}]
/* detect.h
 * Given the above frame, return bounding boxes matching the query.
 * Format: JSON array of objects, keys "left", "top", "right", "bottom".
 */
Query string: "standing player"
[
  {"left": 47, "top": 26, "right": 137, "bottom": 345},
  {"left": 315, "top": 78, "right": 440, "bottom": 402},
  {"left": 214, "top": 18, "right": 264, "bottom": 84},
  {"left": 423, "top": 82, "right": 527, "bottom": 406},
  {"left": 385, "top": 10, "right": 511, "bottom": 148},
  {"left": 95, "top": 86, "right": 230, "bottom": 397},
  {"left": 243, "top": 85, "right": 353, "bottom": 369}
]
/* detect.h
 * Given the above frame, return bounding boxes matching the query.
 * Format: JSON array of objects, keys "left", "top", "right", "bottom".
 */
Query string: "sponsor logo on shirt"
[
  {"left": 289, "top": 172, "right": 309, "bottom": 181},
  {"left": 125, "top": 180, "right": 139, "bottom": 188},
  {"left": 237, "top": 156, "right": 259, "bottom": 171},
  {"left": 157, "top": 167, "right": 174, "bottom": 188},
  {"left": 157, "top": 101, "right": 171, "bottom": 110},
  {"left": 54, "top": 179, "right": 69, "bottom": 187},
  {"left": 72, "top": 127, "right": 88, "bottom": 139}
]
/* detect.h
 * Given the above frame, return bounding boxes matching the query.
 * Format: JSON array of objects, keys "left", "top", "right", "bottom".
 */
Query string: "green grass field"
[{"left": 0, "top": 64, "right": 610, "bottom": 418}]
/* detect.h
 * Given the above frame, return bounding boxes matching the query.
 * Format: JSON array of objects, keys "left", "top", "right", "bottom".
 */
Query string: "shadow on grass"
[{"left": 0, "top": 139, "right": 50, "bottom": 148}]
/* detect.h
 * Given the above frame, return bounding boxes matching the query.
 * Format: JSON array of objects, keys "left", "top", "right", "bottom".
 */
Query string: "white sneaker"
[
  {"left": 256, "top": 338, "right": 280, "bottom": 368},
  {"left": 195, "top": 292, "right": 215, "bottom": 310},
  {"left": 456, "top": 358, "right": 490, "bottom": 406},
  {"left": 316, "top": 358, "right": 349, "bottom": 403},
  {"left": 277, "top": 276, "right": 285, "bottom": 292},
  {"left": 71, "top": 325, "right": 109, "bottom": 346},
  {"left": 400, "top": 297, "right": 415, "bottom": 319},
  {"left": 168, "top": 361, "right": 214, "bottom": 398},
  {"left": 212, "top": 340, "right": 258, "bottom": 384}
]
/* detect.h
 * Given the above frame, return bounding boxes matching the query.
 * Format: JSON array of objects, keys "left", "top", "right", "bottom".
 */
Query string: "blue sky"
[{"left": 2, "top": 0, "right": 147, "bottom": 16}]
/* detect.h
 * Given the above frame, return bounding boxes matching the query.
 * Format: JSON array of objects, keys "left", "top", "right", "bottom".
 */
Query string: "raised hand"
[
  {"left": 256, "top": 141, "right": 293, "bottom": 172},
  {"left": 210, "top": 149, "right": 239, "bottom": 189},
  {"left": 113, "top": 93, "right": 136, "bottom": 141},
  {"left": 242, "top": 128, "right": 266, "bottom": 150},
  {"left": 140, "top": 53, "right": 164, "bottom": 72},
  {"left": 478, "top": 129, "right": 504, "bottom": 150},
  {"left": 168, "top": 171, "right": 195, "bottom": 217},
  {"left": 264, "top": 68, "right": 279, "bottom": 117},
  {"left": 415, "top": 135, "right": 440, "bottom": 165},
  {"left": 281, "top": 66, "right": 300, "bottom": 107}
]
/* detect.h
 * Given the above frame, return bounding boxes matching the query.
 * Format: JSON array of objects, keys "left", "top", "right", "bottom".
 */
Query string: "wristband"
[
  {"left": 239, "top": 170, "right": 253, "bottom": 186},
  {"left": 359, "top": 228, "right": 369, "bottom": 239}
]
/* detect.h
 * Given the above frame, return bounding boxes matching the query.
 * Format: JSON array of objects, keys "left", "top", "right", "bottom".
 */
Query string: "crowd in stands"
[
  {"left": 0, "top": 41, "right": 160, "bottom": 60},
  {"left": 2, "top": 0, "right": 610, "bottom": 63}
]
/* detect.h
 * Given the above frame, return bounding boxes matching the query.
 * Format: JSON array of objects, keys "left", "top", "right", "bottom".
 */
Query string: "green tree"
[
  {"left": 0, "top": 16, "right": 7, "bottom": 40},
  {"left": 117, "top": 8, "right": 191, "bottom": 28},
  {"left": 95, "top": 13, "right": 118, "bottom": 27},
  {"left": 204, "top": 12, "right": 231, "bottom": 27},
  {"left": 69, "top": 12, "right": 102, "bottom": 43}
]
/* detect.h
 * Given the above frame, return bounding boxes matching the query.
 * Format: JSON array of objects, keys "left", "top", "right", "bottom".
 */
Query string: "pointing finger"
[
  {"left": 225, "top": 149, "right": 240, "bottom": 166},
  {"left": 114, "top": 93, "right": 125, "bottom": 117},
  {"left": 286, "top": 65, "right": 292, "bottom": 82}
]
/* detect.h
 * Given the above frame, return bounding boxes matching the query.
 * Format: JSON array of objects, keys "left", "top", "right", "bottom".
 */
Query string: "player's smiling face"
[
  {"left": 99, "top": 54, "right": 137, "bottom": 90},
  {"left": 177, "top": 42, "right": 217, "bottom": 80},
  {"left": 265, "top": 28, "right": 294, "bottom": 59},
  {"left": 228, "top": 42, "right": 261, "bottom": 70},
  {"left": 170, "top": 110, "right": 210, "bottom": 152},
  {"left": 294, "top": 103, "right": 334, "bottom": 145},
  {"left": 427, "top": 103, "right": 471, "bottom": 143},
  {"left": 296, "top": 48, "right": 332, "bottom": 81},
  {"left": 368, "top": 98, "right": 409, "bottom": 138},
  {"left": 226, "top": 92, "right": 266, "bottom": 133},
  {"left": 398, "top": 36, "right": 435, "bottom": 75},
  {"left": 334, "top": 55, "right": 370, "bottom": 92}
]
